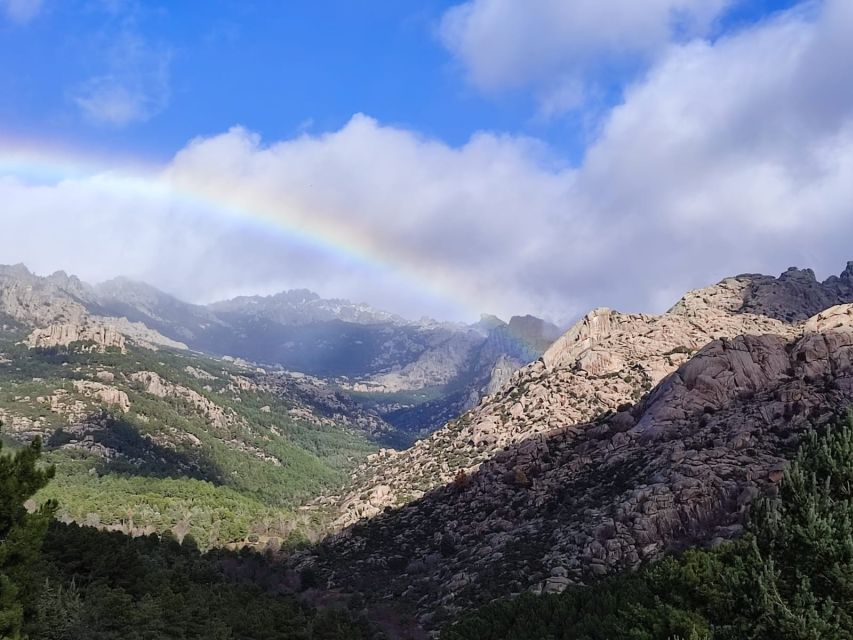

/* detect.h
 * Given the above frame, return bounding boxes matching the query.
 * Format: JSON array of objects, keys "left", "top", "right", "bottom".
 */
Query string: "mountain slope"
[
  {"left": 0, "top": 272, "right": 386, "bottom": 547},
  {"left": 346, "top": 314, "right": 562, "bottom": 442},
  {"left": 328, "top": 269, "right": 845, "bottom": 525},
  {"left": 295, "top": 265, "right": 853, "bottom": 628},
  {"left": 0, "top": 263, "right": 557, "bottom": 546},
  {"left": 209, "top": 288, "right": 407, "bottom": 325}
]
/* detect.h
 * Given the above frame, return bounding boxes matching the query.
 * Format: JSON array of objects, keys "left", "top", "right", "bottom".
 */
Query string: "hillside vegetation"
[{"left": 0, "top": 330, "right": 376, "bottom": 547}]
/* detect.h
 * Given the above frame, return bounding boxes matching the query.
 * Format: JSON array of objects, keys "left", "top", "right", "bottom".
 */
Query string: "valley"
[
  {"left": 0, "top": 264, "right": 557, "bottom": 549},
  {"left": 4, "top": 261, "right": 853, "bottom": 638}
]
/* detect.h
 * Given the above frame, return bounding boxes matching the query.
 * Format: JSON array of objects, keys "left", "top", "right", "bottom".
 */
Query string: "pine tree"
[
  {"left": 32, "top": 579, "right": 83, "bottom": 640},
  {"left": 728, "top": 421, "right": 853, "bottom": 639},
  {"left": 0, "top": 422, "right": 56, "bottom": 639}
]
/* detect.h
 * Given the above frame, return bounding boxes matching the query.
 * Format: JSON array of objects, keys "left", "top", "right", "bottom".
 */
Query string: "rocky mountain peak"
[
  {"left": 821, "top": 261, "right": 853, "bottom": 292},
  {"left": 0, "top": 265, "right": 188, "bottom": 351},
  {"left": 324, "top": 266, "right": 850, "bottom": 542},
  {"left": 473, "top": 314, "right": 506, "bottom": 335},
  {"left": 271, "top": 288, "right": 322, "bottom": 304},
  {"left": 97, "top": 276, "right": 163, "bottom": 298},
  {"left": 508, "top": 314, "right": 562, "bottom": 346},
  {"left": 779, "top": 265, "right": 817, "bottom": 282},
  {"left": 668, "top": 264, "right": 853, "bottom": 323},
  {"left": 0, "top": 263, "right": 34, "bottom": 280},
  {"left": 209, "top": 287, "right": 406, "bottom": 326}
]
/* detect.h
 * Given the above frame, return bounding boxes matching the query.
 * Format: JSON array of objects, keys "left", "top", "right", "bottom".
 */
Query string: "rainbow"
[{"left": 0, "top": 136, "right": 488, "bottom": 318}]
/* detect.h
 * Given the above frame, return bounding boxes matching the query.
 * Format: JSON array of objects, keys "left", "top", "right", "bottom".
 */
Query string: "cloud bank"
[
  {"left": 3, "top": 0, "right": 853, "bottom": 324},
  {"left": 439, "top": 0, "right": 733, "bottom": 116}
]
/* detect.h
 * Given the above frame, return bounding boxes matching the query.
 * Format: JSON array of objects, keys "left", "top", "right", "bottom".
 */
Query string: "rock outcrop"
[
  {"left": 72, "top": 381, "right": 131, "bottom": 413},
  {"left": 329, "top": 272, "right": 813, "bottom": 527},
  {"left": 23, "top": 318, "right": 186, "bottom": 352},
  {"left": 300, "top": 303, "right": 853, "bottom": 628},
  {"left": 131, "top": 371, "right": 234, "bottom": 430},
  {"left": 0, "top": 265, "right": 187, "bottom": 352},
  {"left": 26, "top": 322, "right": 128, "bottom": 351}
]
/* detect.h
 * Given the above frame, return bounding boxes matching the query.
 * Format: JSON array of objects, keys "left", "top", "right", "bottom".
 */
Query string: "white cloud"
[
  {"left": 551, "top": 0, "right": 853, "bottom": 309},
  {"left": 0, "top": 0, "right": 43, "bottom": 24},
  {"left": 4, "top": 0, "right": 853, "bottom": 325},
  {"left": 439, "top": 0, "right": 733, "bottom": 115},
  {"left": 71, "top": 28, "right": 171, "bottom": 126}
]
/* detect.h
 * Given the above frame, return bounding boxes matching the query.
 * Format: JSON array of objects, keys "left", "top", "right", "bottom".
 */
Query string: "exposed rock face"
[
  {"left": 0, "top": 265, "right": 91, "bottom": 326},
  {"left": 330, "top": 276, "right": 803, "bottom": 527},
  {"left": 23, "top": 318, "right": 186, "bottom": 352},
  {"left": 0, "top": 265, "right": 188, "bottom": 352},
  {"left": 670, "top": 266, "right": 853, "bottom": 322},
  {"left": 291, "top": 266, "right": 853, "bottom": 628},
  {"left": 301, "top": 305, "right": 853, "bottom": 627},
  {"left": 131, "top": 371, "right": 232, "bottom": 430},
  {"left": 99, "top": 317, "right": 187, "bottom": 351},
  {"left": 26, "top": 322, "right": 128, "bottom": 351},
  {"left": 331, "top": 264, "right": 853, "bottom": 524},
  {"left": 72, "top": 381, "right": 131, "bottom": 413}
]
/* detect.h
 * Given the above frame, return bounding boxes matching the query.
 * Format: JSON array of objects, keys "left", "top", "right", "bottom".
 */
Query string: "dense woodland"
[
  {"left": 0, "top": 431, "right": 377, "bottom": 640},
  {"left": 444, "top": 418, "right": 853, "bottom": 640}
]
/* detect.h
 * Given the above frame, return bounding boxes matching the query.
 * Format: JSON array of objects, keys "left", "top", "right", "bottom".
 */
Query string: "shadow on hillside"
[
  {"left": 304, "top": 359, "right": 846, "bottom": 630},
  {"left": 733, "top": 270, "right": 849, "bottom": 322},
  {"left": 48, "top": 411, "right": 225, "bottom": 483}
]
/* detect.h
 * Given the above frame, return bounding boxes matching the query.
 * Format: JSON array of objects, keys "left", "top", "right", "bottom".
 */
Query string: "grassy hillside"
[{"left": 0, "top": 330, "right": 376, "bottom": 547}]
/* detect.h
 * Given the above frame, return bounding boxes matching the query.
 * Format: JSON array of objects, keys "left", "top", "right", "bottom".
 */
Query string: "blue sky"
[
  {"left": 0, "top": 1, "right": 534, "bottom": 158},
  {"left": 0, "top": 0, "right": 800, "bottom": 162},
  {"left": 1, "top": 0, "right": 852, "bottom": 322}
]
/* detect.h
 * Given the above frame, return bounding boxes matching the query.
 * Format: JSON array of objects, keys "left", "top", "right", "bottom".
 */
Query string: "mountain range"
[
  {"left": 5, "top": 260, "right": 853, "bottom": 636},
  {"left": 0, "top": 263, "right": 560, "bottom": 444},
  {"left": 0, "top": 262, "right": 559, "bottom": 547},
  {"left": 291, "top": 263, "right": 853, "bottom": 629}
]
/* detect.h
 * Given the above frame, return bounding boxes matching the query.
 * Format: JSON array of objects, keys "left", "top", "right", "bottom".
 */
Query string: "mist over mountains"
[{"left": 0, "top": 263, "right": 561, "bottom": 444}]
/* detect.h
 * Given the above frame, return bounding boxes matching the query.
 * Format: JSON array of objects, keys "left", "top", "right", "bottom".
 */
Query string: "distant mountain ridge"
[
  {"left": 208, "top": 288, "right": 408, "bottom": 325},
  {"left": 0, "top": 264, "right": 560, "bottom": 445}
]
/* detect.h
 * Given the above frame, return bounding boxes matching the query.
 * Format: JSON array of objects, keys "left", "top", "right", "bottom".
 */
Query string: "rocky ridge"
[
  {"left": 329, "top": 269, "right": 849, "bottom": 525},
  {"left": 0, "top": 265, "right": 187, "bottom": 352},
  {"left": 298, "top": 265, "right": 853, "bottom": 628},
  {"left": 209, "top": 288, "right": 407, "bottom": 326}
]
